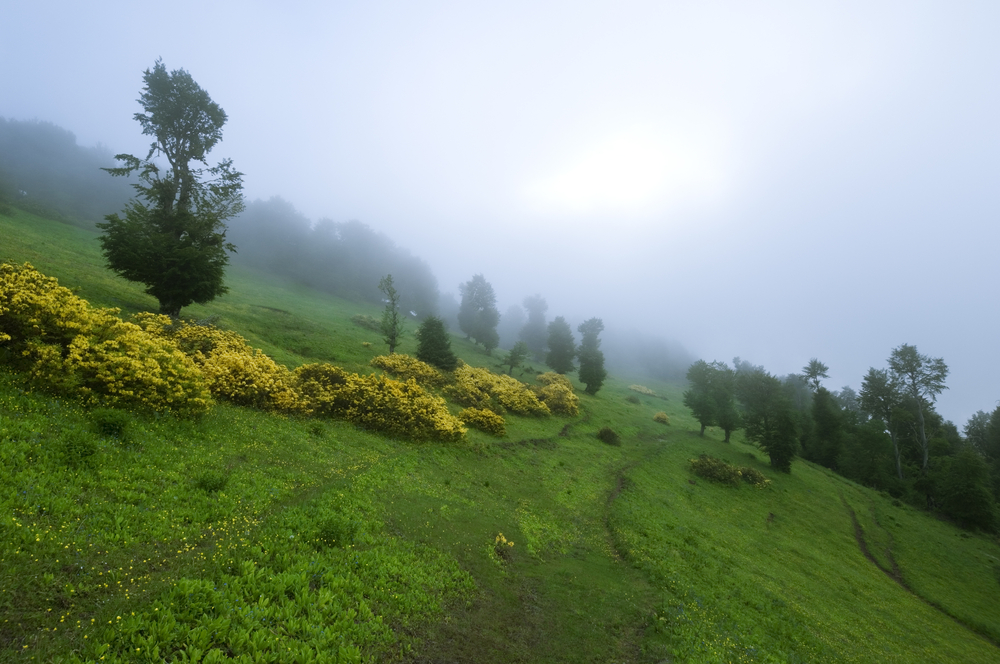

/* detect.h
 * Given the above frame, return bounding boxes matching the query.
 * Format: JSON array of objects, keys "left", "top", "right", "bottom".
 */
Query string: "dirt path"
[{"left": 840, "top": 492, "right": 1000, "bottom": 649}]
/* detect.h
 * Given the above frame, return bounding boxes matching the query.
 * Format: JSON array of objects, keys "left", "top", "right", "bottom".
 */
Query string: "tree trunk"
[
  {"left": 890, "top": 430, "right": 903, "bottom": 481},
  {"left": 916, "top": 402, "right": 929, "bottom": 473},
  {"left": 699, "top": 423, "right": 706, "bottom": 437},
  {"left": 159, "top": 300, "right": 181, "bottom": 318}
]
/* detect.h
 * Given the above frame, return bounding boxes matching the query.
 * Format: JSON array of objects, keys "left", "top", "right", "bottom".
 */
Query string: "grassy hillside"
[{"left": 1, "top": 208, "right": 999, "bottom": 663}]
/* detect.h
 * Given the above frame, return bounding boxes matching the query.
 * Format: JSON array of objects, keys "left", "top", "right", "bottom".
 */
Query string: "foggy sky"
[{"left": 3, "top": 1, "right": 999, "bottom": 425}]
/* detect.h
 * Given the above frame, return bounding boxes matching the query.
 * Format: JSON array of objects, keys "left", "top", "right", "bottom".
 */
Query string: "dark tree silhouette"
[{"left": 98, "top": 60, "right": 243, "bottom": 317}]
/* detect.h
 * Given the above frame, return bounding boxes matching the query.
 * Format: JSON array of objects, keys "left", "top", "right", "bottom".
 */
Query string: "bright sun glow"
[{"left": 525, "top": 125, "right": 728, "bottom": 216}]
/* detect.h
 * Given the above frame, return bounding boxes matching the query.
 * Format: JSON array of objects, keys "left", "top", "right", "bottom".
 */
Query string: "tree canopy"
[
  {"left": 735, "top": 366, "right": 798, "bottom": 472},
  {"left": 545, "top": 316, "right": 576, "bottom": 375},
  {"left": 519, "top": 294, "right": 548, "bottom": 360},
  {"left": 577, "top": 318, "right": 607, "bottom": 394},
  {"left": 457, "top": 274, "right": 500, "bottom": 352},
  {"left": 888, "top": 344, "right": 948, "bottom": 474},
  {"left": 415, "top": 316, "right": 458, "bottom": 372},
  {"left": 98, "top": 60, "right": 243, "bottom": 317},
  {"left": 683, "top": 360, "right": 738, "bottom": 441}
]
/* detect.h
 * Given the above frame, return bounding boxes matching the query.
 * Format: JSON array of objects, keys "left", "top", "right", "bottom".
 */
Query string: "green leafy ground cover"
[{"left": 1, "top": 208, "right": 999, "bottom": 662}]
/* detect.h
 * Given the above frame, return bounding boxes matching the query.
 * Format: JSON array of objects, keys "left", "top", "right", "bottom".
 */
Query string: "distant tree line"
[
  {"left": 227, "top": 197, "right": 439, "bottom": 318},
  {"left": 0, "top": 117, "right": 135, "bottom": 226},
  {"left": 683, "top": 347, "right": 998, "bottom": 532}
]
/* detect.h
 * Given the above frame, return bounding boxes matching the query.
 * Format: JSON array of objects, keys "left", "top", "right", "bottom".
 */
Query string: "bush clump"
[
  {"left": 194, "top": 469, "right": 229, "bottom": 493},
  {"left": 89, "top": 407, "right": 132, "bottom": 442},
  {"left": 459, "top": 407, "right": 507, "bottom": 436},
  {"left": 137, "top": 314, "right": 304, "bottom": 412},
  {"left": 596, "top": 426, "right": 621, "bottom": 446},
  {"left": 653, "top": 411, "right": 670, "bottom": 425},
  {"left": 0, "top": 262, "right": 212, "bottom": 416},
  {"left": 625, "top": 394, "right": 641, "bottom": 405},
  {"left": 295, "top": 363, "right": 466, "bottom": 442},
  {"left": 690, "top": 454, "right": 771, "bottom": 488},
  {"left": 61, "top": 428, "right": 99, "bottom": 467},
  {"left": 371, "top": 353, "right": 446, "bottom": 387},
  {"left": 351, "top": 313, "right": 382, "bottom": 331},
  {"left": 534, "top": 372, "right": 579, "bottom": 416},
  {"left": 448, "top": 363, "right": 550, "bottom": 416},
  {"left": 629, "top": 384, "right": 656, "bottom": 396}
]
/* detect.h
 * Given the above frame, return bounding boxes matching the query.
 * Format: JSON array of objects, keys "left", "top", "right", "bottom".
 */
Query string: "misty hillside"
[{"left": 1, "top": 203, "right": 998, "bottom": 663}]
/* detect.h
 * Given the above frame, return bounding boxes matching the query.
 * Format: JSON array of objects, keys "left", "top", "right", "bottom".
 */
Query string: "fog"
[{"left": 3, "top": 1, "right": 999, "bottom": 424}]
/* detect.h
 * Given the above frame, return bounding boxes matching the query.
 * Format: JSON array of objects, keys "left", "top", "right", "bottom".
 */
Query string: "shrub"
[
  {"left": 314, "top": 513, "right": 359, "bottom": 549},
  {"left": 689, "top": 454, "right": 771, "bottom": 488},
  {"left": 60, "top": 428, "right": 99, "bottom": 467},
  {"left": 625, "top": 394, "right": 641, "bottom": 405},
  {"left": 597, "top": 426, "right": 621, "bottom": 446},
  {"left": 629, "top": 384, "right": 656, "bottom": 396},
  {"left": 690, "top": 454, "right": 742, "bottom": 486},
  {"left": 448, "top": 364, "right": 550, "bottom": 416},
  {"left": 534, "top": 372, "right": 579, "bottom": 416},
  {"left": 295, "top": 363, "right": 466, "bottom": 442},
  {"left": 139, "top": 315, "right": 304, "bottom": 412},
  {"left": 459, "top": 407, "right": 507, "bottom": 436},
  {"left": 194, "top": 469, "right": 229, "bottom": 493},
  {"left": 351, "top": 313, "right": 382, "bottom": 331},
  {"left": 89, "top": 407, "right": 132, "bottom": 441},
  {"left": 738, "top": 466, "right": 771, "bottom": 489},
  {"left": 371, "top": 353, "right": 446, "bottom": 387},
  {"left": 0, "top": 263, "right": 212, "bottom": 415},
  {"left": 653, "top": 411, "right": 670, "bottom": 425}
]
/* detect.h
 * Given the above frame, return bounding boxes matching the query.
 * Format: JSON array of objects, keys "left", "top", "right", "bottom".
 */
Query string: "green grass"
[{"left": 1, "top": 207, "right": 999, "bottom": 662}]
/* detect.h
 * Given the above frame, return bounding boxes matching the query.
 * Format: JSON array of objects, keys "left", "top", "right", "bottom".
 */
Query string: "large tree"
[
  {"left": 576, "top": 317, "right": 607, "bottom": 394},
  {"left": 519, "top": 294, "right": 548, "bottom": 360},
  {"left": 887, "top": 344, "right": 948, "bottom": 474},
  {"left": 98, "top": 60, "right": 244, "bottom": 317},
  {"left": 684, "top": 360, "right": 739, "bottom": 441},
  {"left": 457, "top": 274, "right": 500, "bottom": 352},
  {"left": 735, "top": 366, "right": 798, "bottom": 472},
  {"left": 684, "top": 360, "right": 718, "bottom": 436},
  {"left": 545, "top": 316, "right": 576, "bottom": 375},
  {"left": 378, "top": 274, "right": 403, "bottom": 354},
  {"left": 859, "top": 367, "right": 906, "bottom": 481}
]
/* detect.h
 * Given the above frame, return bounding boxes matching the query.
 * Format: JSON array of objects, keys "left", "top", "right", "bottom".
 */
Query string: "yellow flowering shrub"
[
  {"left": 137, "top": 315, "right": 303, "bottom": 412},
  {"left": 653, "top": 411, "right": 670, "bottom": 425},
  {"left": 0, "top": 263, "right": 211, "bottom": 415},
  {"left": 534, "top": 372, "right": 580, "bottom": 416},
  {"left": 447, "top": 363, "right": 549, "bottom": 416},
  {"left": 295, "top": 363, "right": 466, "bottom": 442},
  {"left": 371, "top": 353, "right": 446, "bottom": 387},
  {"left": 458, "top": 407, "right": 506, "bottom": 436}
]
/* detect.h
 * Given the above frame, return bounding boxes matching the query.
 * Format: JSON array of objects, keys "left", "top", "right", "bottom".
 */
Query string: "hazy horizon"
[{"left": 3, "top": 1, "right": 998, "bottom": 426}]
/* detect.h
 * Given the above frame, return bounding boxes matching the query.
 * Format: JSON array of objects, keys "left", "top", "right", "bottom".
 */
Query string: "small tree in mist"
[
  {"left": 501, "top": 341, "right": 530, "bottom": 376},
  {"left": 546, "top": 316, "right": 576, "bottom": 375},
  {"left": 519, "top": 294, "right": 548, "bottom": 360},
  {"left": 378, "top": 274, "right": 403, "bottom": 354},
  {"left": 98, "top": 59, "right": 244, "bottom": 317},
  {"left": 457, "top": 274, "right": 500, "bottom": 353},
  {"left": 577, "top": 317, "right": 607, "bottom": 394},
  {"left": 416, "top": 316, "right": 458, "bottom": 371}
]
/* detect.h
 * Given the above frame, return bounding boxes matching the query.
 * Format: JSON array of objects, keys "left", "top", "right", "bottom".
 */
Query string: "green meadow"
[{"left": 1, "top": 208, "right": 999, "bottom": 663}]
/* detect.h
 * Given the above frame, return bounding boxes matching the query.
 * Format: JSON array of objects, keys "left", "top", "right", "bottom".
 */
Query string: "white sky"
[{"left": 3, "top": 1, "right": 999, "bottom": 425}]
